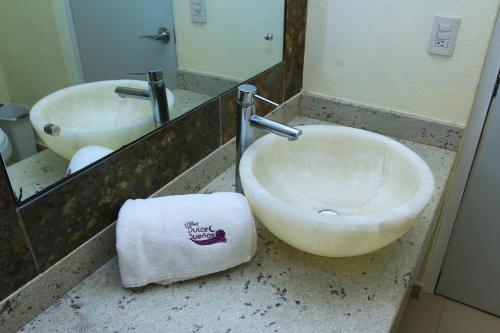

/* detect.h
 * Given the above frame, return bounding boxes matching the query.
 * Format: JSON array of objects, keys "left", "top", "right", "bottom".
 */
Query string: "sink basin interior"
[
  {"left": 33, "top": 80, "right": 172, "bottom": 131},
  {"left": 251, "top": 129, "right": 423, "bottom": 217},
  {"left": 240, "top": 125, "right": 435, "bottom": 257}
]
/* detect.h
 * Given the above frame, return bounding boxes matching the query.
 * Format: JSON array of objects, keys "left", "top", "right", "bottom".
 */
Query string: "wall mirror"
[{"left": 0, "top": 0, "right": 285, "bottom": 202}]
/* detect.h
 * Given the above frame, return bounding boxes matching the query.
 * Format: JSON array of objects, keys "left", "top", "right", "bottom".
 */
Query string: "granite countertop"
[{"left": 20, "top": 116, "right": 456, "bottom": 333}]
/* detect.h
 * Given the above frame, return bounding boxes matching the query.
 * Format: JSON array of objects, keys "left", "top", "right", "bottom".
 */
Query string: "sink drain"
[{"left": 318, "top": 209, "right": 339, "bottom": 216}]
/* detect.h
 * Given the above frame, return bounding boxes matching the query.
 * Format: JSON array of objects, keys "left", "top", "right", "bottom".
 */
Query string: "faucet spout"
[
  {"left": 235, "top": 84, "right": 302, "bottom": 194},
  {"left": 249, "top": 115, "right": 302, "bottom": 141},
  {"left": 115, "top": 86, "right": 150, "bottom": 100}
]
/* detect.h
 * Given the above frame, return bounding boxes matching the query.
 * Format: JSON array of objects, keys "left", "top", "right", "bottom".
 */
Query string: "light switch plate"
[
  {"left": 427, "top": 16, "right": 461, "bottom": 56},
  {"left": 191, "top": 0, "right": 207, "bottom": 24}
]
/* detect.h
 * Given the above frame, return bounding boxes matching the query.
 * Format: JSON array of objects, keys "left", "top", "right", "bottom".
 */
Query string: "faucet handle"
[
  {"left": 146, "top": 68, "right": 163, "bottom": 82},
  {"left": 127, "top": 68, "right": 164, "bottom": 83},
  {"left": 237, "top": 84, "right": 257, "bottom": 105},
  {"left": 254, "top": 94, "right": 280, "bottom": 108},
  {"left": 237, "top": 84, "right": 280, "bottom": 107}
]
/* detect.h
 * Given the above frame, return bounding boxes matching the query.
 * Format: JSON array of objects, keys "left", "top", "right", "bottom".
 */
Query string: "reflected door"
[{"left": 70, "top": 0, "right": 177, "bottom": 89}]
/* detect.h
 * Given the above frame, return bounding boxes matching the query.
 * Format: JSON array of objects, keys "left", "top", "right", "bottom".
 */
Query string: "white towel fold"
[{"left": 116, "top": 192, "right": 257, "bottom": 288}]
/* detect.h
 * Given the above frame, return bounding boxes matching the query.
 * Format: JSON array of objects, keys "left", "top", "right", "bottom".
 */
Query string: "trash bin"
[{"left": 0, "top": 103, "right": 37, "bottom": 161}]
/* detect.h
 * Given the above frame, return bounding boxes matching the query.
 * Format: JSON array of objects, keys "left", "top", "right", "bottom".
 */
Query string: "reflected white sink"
[
  {"left": 30, "top": 80, "right": 174, "bottom": 160},
  {"left": 239, "top": 125, "right": 435, "bottom": 257}
]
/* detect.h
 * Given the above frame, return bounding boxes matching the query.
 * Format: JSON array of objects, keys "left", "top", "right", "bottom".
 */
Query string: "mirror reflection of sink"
[
  {"left": 30, "top": 80, "right": 174, "bottom": 160},
  {"left": 239, "top": 125, "right": 435, "bottom": 257}
]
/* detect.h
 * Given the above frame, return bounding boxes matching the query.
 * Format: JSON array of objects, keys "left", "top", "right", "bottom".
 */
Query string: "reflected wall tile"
[
  {"left": 220, "top": 64, "right": 286, "bottom": 144},
  {"left": 0, "top": 164, "right": 38, "bottom": 300},
  {"left": 284, "top": 0, "right": 308, "bottom": 100},
  {"left": 19, "top": 100, "right": 220, "bottom": 271}
]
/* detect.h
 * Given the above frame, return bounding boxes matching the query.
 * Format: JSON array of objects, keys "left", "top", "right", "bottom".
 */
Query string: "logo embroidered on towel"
[{"left": 184, "top": 221, "right": 227, "bottom": 246}]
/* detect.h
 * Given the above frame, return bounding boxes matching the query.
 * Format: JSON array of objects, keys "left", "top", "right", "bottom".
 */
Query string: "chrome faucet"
[
  {"left": 115, "top": 68, "right": 170, "bottom": 127},
  {"left": 235, "top": 84, "right": 302, "bottom": 193}
]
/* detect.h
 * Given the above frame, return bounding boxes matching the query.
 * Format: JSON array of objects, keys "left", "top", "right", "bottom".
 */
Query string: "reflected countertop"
[
  {"left": 7, "top": 149, "right": 68, "bottom": 200},
  {"left": 170, "top": 88, "right": 212, "bottom": 119}
]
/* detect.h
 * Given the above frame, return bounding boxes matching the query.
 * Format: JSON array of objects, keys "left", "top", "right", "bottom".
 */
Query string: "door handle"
[{"left": 139, "top": 27, "right": 170, "bottom": 43}]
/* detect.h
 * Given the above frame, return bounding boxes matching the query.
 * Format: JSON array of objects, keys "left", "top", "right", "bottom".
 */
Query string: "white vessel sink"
[
  {"left": 30, "top": 80, "right": 174, "bottom": 160},
  {"left": 239, "top": 125, "right": 435, "bottom": 257}
]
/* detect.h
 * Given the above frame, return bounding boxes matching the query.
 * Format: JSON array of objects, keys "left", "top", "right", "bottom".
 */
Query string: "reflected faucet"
[
  {"left": 235, "top": 84, "right": 302, "bottom": 193},
  {"left": 115, "top": 68, "right": 170, "bottom": 127}
]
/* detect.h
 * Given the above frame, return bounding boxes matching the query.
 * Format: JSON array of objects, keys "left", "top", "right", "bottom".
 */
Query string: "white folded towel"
[{"left": 116, "top": 192, "right": 257, "bottom": 288}]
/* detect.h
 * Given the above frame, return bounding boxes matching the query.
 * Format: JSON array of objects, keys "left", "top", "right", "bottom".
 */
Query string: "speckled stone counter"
[{"left": 19, "top": 117, "right": 456, "bottom": 333}]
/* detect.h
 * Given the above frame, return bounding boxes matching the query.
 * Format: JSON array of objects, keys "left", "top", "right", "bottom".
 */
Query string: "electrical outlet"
[
  {"left": 435, "top": 40, "right": 449, "bottom": 48},
  {"left": 427, "top": 16, "right": 461, "bottom": 56}
]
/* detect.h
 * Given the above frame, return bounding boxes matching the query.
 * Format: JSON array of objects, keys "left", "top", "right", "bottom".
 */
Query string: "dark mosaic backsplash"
[
  {"left": 284, "top": 0, "right": 308, "bottom": 100},
  {"left": 0, "top": 1, "right": 308, "bottom": 300},
  {"left": 0, "top": 164, "right": 38, "bottom": 300},
  {"left": 219, "top": 88, "right": 239, "bottom": 144}
]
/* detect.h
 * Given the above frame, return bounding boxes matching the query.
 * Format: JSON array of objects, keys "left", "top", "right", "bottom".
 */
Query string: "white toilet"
[{"left": 0, "top": 128, "right": 13, "bottom": 164}]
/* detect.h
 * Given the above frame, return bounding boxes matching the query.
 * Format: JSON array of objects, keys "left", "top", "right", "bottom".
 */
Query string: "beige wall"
[
  {"left": 173, "top": 0, "right": 285, "bottom": 81},
  {"left": 303, "top": 0, "right": 500, "bottom": 126},
  {"left": 0, "top": 61, "right": 10, "bottom": 102},
  {"left": 0, "top": 0, "right": 77, "bottom": 107}
]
